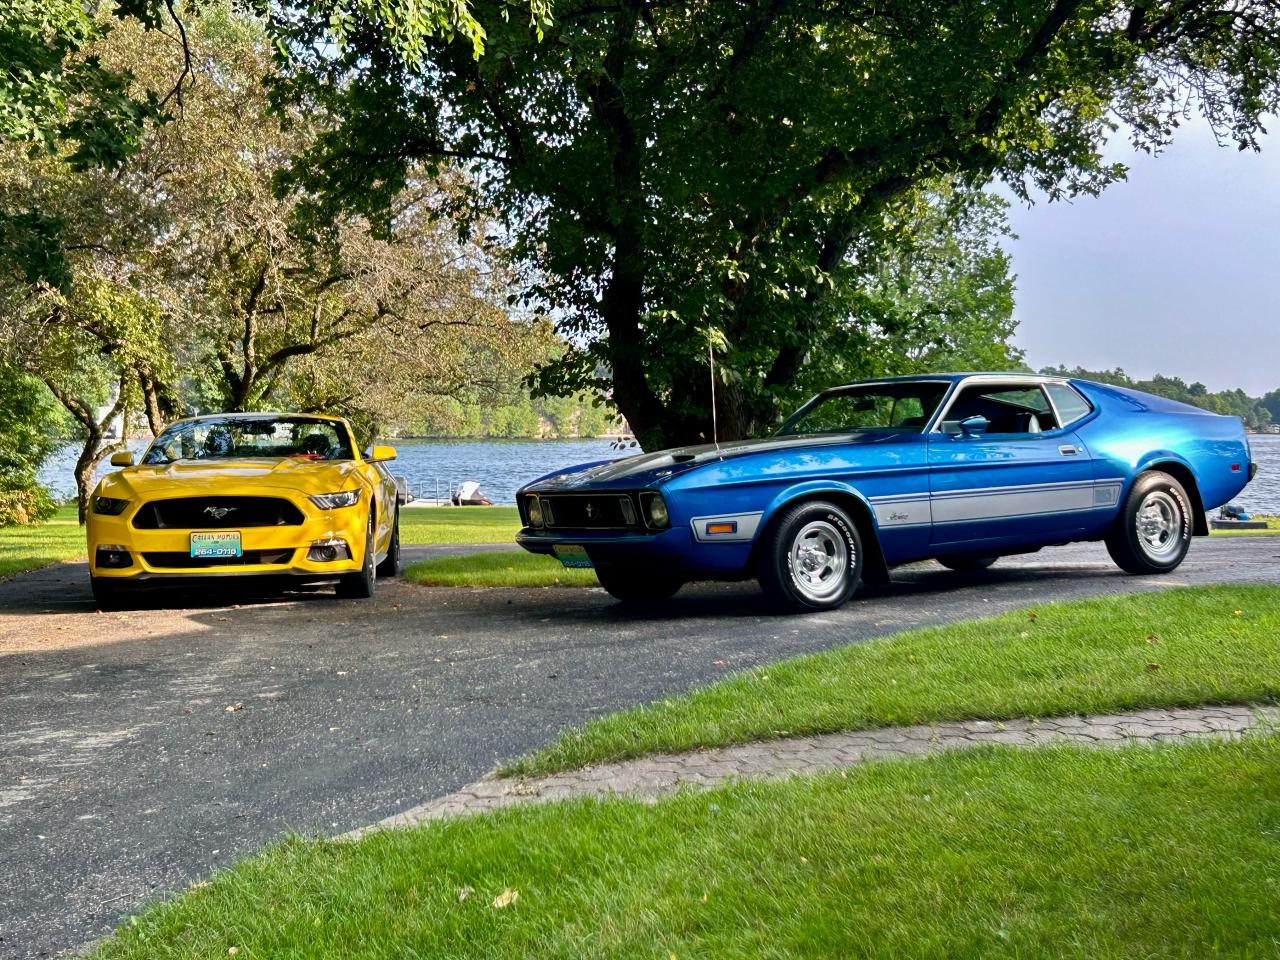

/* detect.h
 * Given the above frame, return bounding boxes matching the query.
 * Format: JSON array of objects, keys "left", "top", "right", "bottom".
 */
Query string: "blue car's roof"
[
  {"left": 824, "top": 372, "right": 1056, "bottom": 390},
  {"left": 824, "top": 373, "right": 1217, "bottom": 418}
]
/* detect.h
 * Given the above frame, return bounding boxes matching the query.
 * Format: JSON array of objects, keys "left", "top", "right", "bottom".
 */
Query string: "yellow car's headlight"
[
  {"left": 93, "top": 496, "right": 130, "bottom": 516},
  {"left": 309, "top": 490, "right": 362, "bottom": 510}
]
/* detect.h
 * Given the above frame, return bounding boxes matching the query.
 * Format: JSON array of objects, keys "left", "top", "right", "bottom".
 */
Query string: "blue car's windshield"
[
  {"left": 142, "top": 416, "right": 354, "bottom": 464},
  {"left": 777, "top": 383, "right": 950, "bottom": 436}
]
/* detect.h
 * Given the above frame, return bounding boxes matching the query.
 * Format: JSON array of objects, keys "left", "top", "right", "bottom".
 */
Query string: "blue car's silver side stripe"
[
  {"left": 695, "top": 479, "right": 1123, "bottom": 543},
  {"left": 869, "top": 480, "right": 1122, "bottom": 528},
  {"left": 689, "top": 511, "right": 764, "bottom": 543}
]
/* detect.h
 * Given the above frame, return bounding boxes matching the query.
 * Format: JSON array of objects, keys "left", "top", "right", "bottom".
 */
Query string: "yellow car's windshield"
[{"left": 142, "top": 416, "right": 354, "bottom": 464}]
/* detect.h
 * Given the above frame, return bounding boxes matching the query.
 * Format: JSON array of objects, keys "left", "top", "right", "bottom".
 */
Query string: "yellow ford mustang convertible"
[{"left": 86, "top": 413, "right": 400, "bottom": 608}]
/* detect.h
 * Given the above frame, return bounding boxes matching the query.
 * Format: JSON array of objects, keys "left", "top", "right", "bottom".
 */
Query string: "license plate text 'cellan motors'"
[{"left": 190, "top": 531, "right": 242, "bottom": 558}]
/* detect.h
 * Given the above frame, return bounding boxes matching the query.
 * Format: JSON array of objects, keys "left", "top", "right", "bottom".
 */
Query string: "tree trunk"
[
  {"left": 139, "top": 370, "right": 166, "bottom": 436},
  {"left": 74, "top": 437, "right": 102, "bottom": 525},
  {"left": 43, "top": 376, "right": 130, "bottom": 524}
]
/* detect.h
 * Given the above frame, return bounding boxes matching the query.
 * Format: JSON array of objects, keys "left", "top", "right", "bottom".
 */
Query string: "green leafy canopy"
[{"left": 267, "top": 0, "right": 1280, "bottom": 447}]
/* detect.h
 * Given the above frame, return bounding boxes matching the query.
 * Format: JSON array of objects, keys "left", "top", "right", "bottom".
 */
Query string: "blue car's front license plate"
[
  {"left": 552, "top": 544, "right": 593, "bottom": 569},
  {"left": 190, "top": 531, "right": 243, "bottom": 559}
]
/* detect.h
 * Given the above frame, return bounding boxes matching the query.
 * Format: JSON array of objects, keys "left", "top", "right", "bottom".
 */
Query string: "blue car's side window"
[
  {"left": 937, "top": 385, "right": 1058, "bottom": 435},
  {"left": 1045, "top": 383, "right": 1093, "bottom": 428}
]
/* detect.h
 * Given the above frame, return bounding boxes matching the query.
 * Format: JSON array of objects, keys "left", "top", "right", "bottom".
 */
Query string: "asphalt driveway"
[{"left": 2, "top": 537, "right": 1279, "bottom": 957}]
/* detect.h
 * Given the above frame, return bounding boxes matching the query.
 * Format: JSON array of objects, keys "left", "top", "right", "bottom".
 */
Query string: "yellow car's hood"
[{"left": 95, "top": 458, "right": 363, "bottom": 500}]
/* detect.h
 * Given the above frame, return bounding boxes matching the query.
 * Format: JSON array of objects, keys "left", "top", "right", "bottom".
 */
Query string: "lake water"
[
  {"left": 37, "top": 433, "right": 1280, "bottom": 511},
  {"left": 38, "top": 438, "right": 622, "bottom": 505}
]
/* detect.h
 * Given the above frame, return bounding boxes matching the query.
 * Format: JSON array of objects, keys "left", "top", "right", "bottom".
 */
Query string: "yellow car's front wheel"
[
  {"left": 336, "top": 507, "right": 377, "bottom": 599},
  {"left": 91, "top": 576, "right": 126, "bottom": 611},
  {"left": 375, "top": 506, "right": 400, "bottom": 579}
]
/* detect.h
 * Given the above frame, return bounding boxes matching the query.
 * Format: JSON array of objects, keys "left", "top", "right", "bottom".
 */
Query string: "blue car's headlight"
[
  {"left": 526, "top": 495, "right": 545, "bottom": 528},
  {"left": 309, "top": 490, "right": 362, "bottom": 510},
  {"left": 93, "top": 496, "right": 130, "bottom": 516},
  {"left": 640, "top": 491, "right": 669, "bottom": 529}
]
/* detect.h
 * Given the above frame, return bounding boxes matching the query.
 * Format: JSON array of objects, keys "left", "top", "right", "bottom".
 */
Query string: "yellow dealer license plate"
[
  {"left": 190, "top": 531, "right": 242, "bottom": 559},
  {"left": 552, "top": 544, "right": 593, "bottom": 569}
]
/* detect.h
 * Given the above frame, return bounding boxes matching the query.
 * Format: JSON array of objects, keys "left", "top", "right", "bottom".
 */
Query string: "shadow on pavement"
[{"left": 0, "top": 554, "right": 1128, "bottom": 620}]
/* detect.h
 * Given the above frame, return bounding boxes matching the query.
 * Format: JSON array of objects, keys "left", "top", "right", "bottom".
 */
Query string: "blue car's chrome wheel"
[
  {"left": 1106, "top": 471, "right": 1192, "bottom": 575},
  {"left": 789, "top": 520, "right": 850, "bottom": 603},
  {"left": 758, "top": 500, "right": 864, "bottom": 612},
  {"left": 1137, "top": 490, "right": 1183, "bottom": 562}
]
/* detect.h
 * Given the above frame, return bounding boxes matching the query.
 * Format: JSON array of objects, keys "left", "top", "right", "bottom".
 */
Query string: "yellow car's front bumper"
[{"left": 87, "top": 493, "right": 370, "bottom": 582}]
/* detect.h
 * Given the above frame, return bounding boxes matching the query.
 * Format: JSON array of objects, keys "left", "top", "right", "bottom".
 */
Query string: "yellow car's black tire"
[
  {"left": 337, "top": 509, "right": 377, "bottom": 599},
  {"left": 594, "top": 564, "right": 683, "bottom": 604},
  {"left": 376, "top": 508, "right": 400, "bottom": 578},
  {"left": 90, "top": 577, "right": 128, "bottom": 611}
]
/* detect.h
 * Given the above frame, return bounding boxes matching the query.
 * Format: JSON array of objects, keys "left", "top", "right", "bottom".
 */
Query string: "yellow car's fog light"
[
  {"left": 308, "top": 538, "right": 352, "bottom": 562},
  {"left": 95, "top": 544, "right": 133, "bottom": 568}
]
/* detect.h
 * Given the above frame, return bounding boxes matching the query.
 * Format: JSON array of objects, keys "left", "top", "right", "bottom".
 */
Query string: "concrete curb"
[{"left": 344, "top": 703, "right": 1280, "bottom": 838}]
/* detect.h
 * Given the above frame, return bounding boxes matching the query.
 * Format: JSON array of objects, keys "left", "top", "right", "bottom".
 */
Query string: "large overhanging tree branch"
[{"left": 271, "top": 1, "right": 1279, "bottom": 447}]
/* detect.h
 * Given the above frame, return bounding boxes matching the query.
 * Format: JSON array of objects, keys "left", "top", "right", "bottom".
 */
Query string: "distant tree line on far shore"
[
  {"left": 1039, "top": 367, "right": 1280, "bottom": 431},
  {"left": 394, "top": 394, "right": 619, "bottom": 440}
]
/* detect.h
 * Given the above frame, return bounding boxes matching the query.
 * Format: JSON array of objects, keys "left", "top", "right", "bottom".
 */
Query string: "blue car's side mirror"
[{"left": 958, "top": 415, "right": 989, "bottom": 437}]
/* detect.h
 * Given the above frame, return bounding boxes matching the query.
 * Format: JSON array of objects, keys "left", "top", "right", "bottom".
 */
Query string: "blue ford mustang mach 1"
[{"left": 516, "top": 374, "right": 1257, "bottom": 612}]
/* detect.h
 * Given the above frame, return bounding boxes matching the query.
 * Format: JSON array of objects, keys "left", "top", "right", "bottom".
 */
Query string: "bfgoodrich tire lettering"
[
  {"left": 1105, "top": 470, "right": 1193, "bottom": 574},
  {"left": 758, "top": 500, "right": 863, "bottom": 612}
]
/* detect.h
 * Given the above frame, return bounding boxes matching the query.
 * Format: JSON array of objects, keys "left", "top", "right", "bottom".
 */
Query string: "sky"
[{"left": 1001, "top": 116, "right": 1280, "bottom": 397}]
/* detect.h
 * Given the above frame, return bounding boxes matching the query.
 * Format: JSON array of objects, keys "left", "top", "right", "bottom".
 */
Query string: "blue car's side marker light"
[{"left": 706, "top": 521, "right": 738, "bottom": 536}]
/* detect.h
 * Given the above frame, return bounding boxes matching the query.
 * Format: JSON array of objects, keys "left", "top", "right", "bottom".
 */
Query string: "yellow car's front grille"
[{"left": 132, "top": 497, "right": 305, "bottom": 529}]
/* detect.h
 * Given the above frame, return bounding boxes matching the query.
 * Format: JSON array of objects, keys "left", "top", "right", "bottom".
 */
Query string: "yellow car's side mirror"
[
  {"left": 110, "top": 452, "right": 135, "bottom": 467},
  {"left": 369, "top": 444, "right": 397, "bottom": 462}
]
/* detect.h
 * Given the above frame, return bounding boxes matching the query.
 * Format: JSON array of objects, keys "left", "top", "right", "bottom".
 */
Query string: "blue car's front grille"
[{"left": 542, "top": 494, "right": 639, "bottom": 530}]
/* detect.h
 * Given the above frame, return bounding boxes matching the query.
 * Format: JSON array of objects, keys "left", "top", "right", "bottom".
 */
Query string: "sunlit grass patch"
[
  {"left": 507, "top": 585, "right": 1280, "bottom": 776},
  {"left": 399, "top": 506, "right": 520, "bottom": 545},
  {"left": 0, "top": 505, "right": 83, "bottom": 578},
  {"left": 405, "top": 548, "right": 596, "bottom": 588},
  {"left": 92, "top": 737, "right": 1280, "bottom": 960}
]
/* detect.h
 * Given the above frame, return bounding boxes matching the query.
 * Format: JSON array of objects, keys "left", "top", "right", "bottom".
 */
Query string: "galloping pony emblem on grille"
[
  {"left": 204, "top": 505, "right": 237, "bottom": 520},
  {"left": 585, "top": 503, "right": 598, "bottom": 520}
]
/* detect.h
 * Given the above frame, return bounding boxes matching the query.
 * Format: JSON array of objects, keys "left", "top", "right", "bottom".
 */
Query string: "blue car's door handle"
[{"left": 1059, "top": 444, "right": 1079, "bottom": 455}]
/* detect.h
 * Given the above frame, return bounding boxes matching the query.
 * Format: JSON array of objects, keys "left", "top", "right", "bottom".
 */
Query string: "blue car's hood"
[{"left": 526, "top": 432, "right": 898, "bottom": 491}]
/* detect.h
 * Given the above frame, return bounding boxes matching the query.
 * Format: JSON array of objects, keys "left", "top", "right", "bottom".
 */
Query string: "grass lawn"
[
  {"left": 399, "top": 506, "right": 520, "bottom": 545},
  {"left": 0, "top": 505, "right": 517, "bottom": 579},
  {"left": 92, "top": 737, "right": 1280, "bottom": 959},
  {"left": 0, "top": 505, "right": 84, "bottom": 578},
  {"left": 405, "top": 549, "right": 596, "bottom": 588},
  {"left": 506, "top": 585, "right": 1280, "bottom": 776}
]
